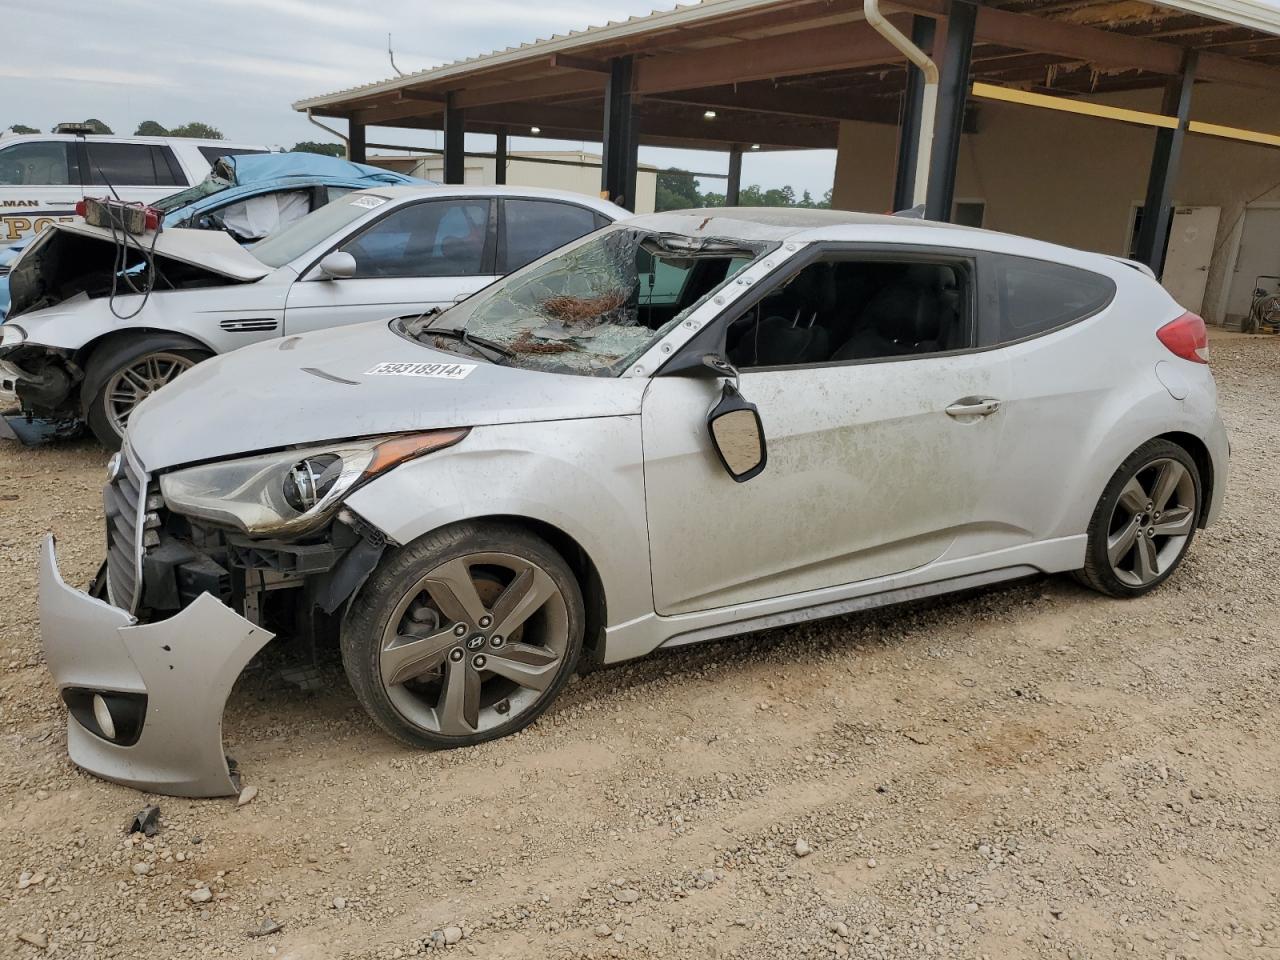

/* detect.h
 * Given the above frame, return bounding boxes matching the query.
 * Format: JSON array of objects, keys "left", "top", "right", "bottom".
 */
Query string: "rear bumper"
[{"left": 39, "top": 534, "right": 272, "bottom": 797}]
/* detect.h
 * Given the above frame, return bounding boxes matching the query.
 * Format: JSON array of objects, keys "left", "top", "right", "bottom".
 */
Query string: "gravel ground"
[{"left": 2, "top": 332, "right": 1279, "bottom": 960}]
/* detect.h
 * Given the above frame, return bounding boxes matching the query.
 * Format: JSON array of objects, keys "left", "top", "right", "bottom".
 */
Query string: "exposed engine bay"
[{"left": 7, "top": 228, "right": 241, "bottom": 319}]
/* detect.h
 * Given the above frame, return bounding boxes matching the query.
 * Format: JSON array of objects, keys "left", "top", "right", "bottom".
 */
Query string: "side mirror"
[
  {"left": 317, "top": 251, "right": 357, "bottom": 279},
  {"left": 707, "top": 381, "right": 767, "bottom": 483}
]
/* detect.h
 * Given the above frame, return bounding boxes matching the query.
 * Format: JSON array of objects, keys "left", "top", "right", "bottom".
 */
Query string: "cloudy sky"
[{"left": 1, "top": 0, "right": 839, "bottom": 195}]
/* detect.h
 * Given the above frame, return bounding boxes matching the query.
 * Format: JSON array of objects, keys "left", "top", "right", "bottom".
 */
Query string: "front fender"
[{"left": 342, "top": 416, "right": 653, "bottom": 627}]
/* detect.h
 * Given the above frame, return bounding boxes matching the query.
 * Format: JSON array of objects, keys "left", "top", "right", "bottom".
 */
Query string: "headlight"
[
  {"left": 159, "top": 428, "right": 468, "bottom": 536},
  {"left": 0, "top": 324, "right": 26, "bottom": 348}
]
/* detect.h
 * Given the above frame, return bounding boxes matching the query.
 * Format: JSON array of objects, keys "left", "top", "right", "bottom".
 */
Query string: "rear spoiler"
[{"left": 1106, "top": 255, "right": 1156, "bottom": 278}]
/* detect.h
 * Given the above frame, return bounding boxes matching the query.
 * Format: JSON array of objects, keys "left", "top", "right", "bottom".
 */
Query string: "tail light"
[{"left": 1156, "top": 311, "right": 1209, "bottom": 364}]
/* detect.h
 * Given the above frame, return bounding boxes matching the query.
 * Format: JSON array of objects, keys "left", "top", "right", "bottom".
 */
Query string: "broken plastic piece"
[{"left": 129, "top": 804, "right": 161, "bottom": 837}]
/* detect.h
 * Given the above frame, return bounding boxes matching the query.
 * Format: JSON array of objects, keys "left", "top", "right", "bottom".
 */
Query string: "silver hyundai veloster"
[{"left": 38, "top": 208, "right": 1228, "bottom": 796}]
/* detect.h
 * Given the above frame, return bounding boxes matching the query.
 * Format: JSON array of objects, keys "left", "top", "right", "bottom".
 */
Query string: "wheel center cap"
[{"left": 466, "top": 634, "right": 487, "bottom": 651}]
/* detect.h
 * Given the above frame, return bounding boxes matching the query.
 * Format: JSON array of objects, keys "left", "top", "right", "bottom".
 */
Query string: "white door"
[
  {"left": 283, "top": 197, "right": 499, "bottom": 336},
  {"left": 641, "top": 354, "right": 1009, "bottom": 615},
  {"left": 1225, "top": 207, "right": 1280, "bottom": 321},
  {"left": 0, "top": 140, "right": 81, "bottom": 242},
  {"left": 1160, "top": 205, "right": 1220, "bottom": 314}
]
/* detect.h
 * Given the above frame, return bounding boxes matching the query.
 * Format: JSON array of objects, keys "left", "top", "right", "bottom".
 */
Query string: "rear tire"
[
  {"left": 1076, "top": 439, "right": 1201, "bottom": 598},
  {"left": 341, "top": 522, "right": 584, "bottom": 749},
  {"left": 82, "top": 336, "right": 211, "bottom": 449}
]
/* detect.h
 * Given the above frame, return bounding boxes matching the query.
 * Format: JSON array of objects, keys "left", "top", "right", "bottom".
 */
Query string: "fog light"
[{"left": 92, "top": 694, "right": 117, "bottom": 740}]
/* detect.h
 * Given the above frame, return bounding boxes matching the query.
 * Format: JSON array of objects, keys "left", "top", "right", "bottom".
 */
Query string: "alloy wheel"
[
  {"left": 1105, "top": 457, "right": 1197, "bottom": 588},
  {"left": 378, "top": 552, "right": 570, "bottom": 736},
  {"left": 105, "top": 352, "right": 198, "bottom": 435}
]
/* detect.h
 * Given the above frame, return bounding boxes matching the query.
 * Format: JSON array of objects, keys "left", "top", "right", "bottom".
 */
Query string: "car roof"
[
  {"left": 0, "top": 132, "right": 268, "bottom": 149},
  {"left": 623, "top": 206, "right": 1135, "bottom": 275},
  {"left": 363, "top": 184, "right": 629, "bottom": 219},
  {"left": 217, "top": 152, "right": 420, "bottom": 186},
  {"left": 625, "top": 206, "right": 969, "bottom": 240}
]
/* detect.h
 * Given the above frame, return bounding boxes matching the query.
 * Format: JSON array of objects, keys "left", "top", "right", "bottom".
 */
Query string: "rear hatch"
[{"left": 7, "top": 221, "right": 270, "bottom": 318}]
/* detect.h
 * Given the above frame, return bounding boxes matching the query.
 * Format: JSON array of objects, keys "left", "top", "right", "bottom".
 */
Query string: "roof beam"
[
  {"left": 453, "top": 71, "right": 606, "bottom": 109},
  {"left": 633, "top": 16, "right": 910, "bottom": 94},
  {"left": 397, "top": 89, "right": 446, "bottom": 103},
  {"left": 647, "top": 86, "right": 903, "bottom": 125},
  {"left": 972, "top": 5, "right": 1184, "bottom": 75},
  {"left": 464, "top": 102, "right": 836, "bottom": 149},
  {"left": 969, "top": 5, "right": 1280, "bottom": 90},
  {"left": 548, "top": 53, "right": 612, "bottom": 73}
]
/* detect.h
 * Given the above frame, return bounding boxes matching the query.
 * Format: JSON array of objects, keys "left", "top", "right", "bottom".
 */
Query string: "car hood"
[
  {"left": 6, "top": 222, "right": 270, "bottom": 319},
  {"left": 126, "top": 319, "right": 648, "bottom": 470}
]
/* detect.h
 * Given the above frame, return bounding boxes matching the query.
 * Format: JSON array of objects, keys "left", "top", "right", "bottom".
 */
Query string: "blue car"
[{"left": 0, "top": 152, "right": 427, "bottom": 317}]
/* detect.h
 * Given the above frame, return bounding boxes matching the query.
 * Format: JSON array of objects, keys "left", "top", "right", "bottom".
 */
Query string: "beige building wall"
[
  {"left": 372, "top": 151, "right": 658, "bottom": 214},
  {"left": 830, "top": 84, "right": 1280, "bottom": 323}
]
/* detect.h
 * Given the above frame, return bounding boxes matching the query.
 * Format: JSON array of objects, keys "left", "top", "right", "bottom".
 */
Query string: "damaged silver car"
[{"left": 40, "top": 208, "right": 1228, "bottom": 796}]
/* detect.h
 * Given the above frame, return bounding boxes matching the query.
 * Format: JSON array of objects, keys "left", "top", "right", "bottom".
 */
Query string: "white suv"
[{"left": 0, "top": 131, "right": 271, "bottom": 243}]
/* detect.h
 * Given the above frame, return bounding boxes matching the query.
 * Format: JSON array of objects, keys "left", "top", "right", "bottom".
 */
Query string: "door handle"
[{"left": 945, "top": 397, "right": 1002, "bottom": 418}]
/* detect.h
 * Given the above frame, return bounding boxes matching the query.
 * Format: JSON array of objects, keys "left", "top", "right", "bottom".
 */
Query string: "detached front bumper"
[{"left": 39, "top": 535, "right": 273, "bottom": 797}]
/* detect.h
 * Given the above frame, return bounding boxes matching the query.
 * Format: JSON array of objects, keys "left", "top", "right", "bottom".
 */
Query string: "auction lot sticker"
[{"left": 365, "top": 361, "right": 476, "bottom": 379}]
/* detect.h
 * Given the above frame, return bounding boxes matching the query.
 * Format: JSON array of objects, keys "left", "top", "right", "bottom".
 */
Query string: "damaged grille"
[{"left": 104, "top": 444, "right": 150, "bottom": 613}]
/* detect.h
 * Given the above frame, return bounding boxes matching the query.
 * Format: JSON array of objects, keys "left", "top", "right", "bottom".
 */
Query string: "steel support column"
[
  {"left": 601, "top": 56, "right": 638, "bottom": 210},
  {"left": 726, "top": 146, "right": 743, "bottom": 206},
  {"left": 347, "top": 121, "right": 366, "bottom": 163},
  {"left": 893, "top": 16, "right": 937, "bottom": 213},
  {"left": 925, "top": 0, "right": 976, "bottom": 221},
  {"left": 444, "top": 94, "right": 465, "bottom": 184},
  {"left": 494, "top": 126, "right": 508, "bottom": 185},
  {"left": 1135, "top": 51, "right": 1198, "bottom": 276}
]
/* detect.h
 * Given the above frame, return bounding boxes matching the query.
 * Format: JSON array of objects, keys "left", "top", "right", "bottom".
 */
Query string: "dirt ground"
[{"left": 2, "top": 332, "right": 1279, "bottom": 960}]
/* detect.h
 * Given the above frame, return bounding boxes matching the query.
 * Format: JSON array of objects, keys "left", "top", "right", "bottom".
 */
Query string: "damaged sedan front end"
[{"left": 0, "top": 221, "right": 270, "bottom": 436}]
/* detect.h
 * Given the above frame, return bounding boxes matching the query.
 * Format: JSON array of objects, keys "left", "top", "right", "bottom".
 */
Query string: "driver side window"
[
  {"left": 339, "top": 200, "right": 491, "bottom": 279},
  {"left": 727, "top": 254, "right": 972, "bottom": 369}
]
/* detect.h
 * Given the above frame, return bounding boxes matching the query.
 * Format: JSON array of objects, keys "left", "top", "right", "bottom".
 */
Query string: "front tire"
[
  {"left": 1076, "top": 439, "right": 1201, "bottom": 598},
  {"left": 341, "top": 522, "right": 584, "bottom": 749},
  {"left": 83, "top": 337, "right": 210, "bottom": 449}
]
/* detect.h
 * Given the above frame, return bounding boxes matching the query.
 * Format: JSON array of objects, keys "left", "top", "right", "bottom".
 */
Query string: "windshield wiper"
[{"left": 422, "top": 326, "right": 515, "bottom": 364}]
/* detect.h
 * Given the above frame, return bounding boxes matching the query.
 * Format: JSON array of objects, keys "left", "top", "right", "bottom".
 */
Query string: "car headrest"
[
  {"left": 865, "top": 282, "right": 942, "bottom": 344},
  {"left": 790, "top": 264, "right": 837, "bottom": 314}
]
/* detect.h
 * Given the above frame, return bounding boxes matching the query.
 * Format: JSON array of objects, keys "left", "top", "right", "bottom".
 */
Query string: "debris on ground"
[{"left": 128, "top": 805, "right": 161, "bottom": 837}]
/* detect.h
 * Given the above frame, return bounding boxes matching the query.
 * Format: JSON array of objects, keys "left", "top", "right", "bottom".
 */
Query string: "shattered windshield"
[
  {"left": 406, "top": 226, "right": 765, "bottom": 376},
  {"left": 154, "top": 176, "right": 232, "bottom": 213}
]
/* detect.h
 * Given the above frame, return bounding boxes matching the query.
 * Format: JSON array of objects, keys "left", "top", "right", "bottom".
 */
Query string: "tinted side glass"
[
  {"left": 340, "top": 200, "right": 490, "bottom": 278},
  {"left": 84, "top": 142, "right": 172, "bottom": 186},
  {"left": 0, "top": 142, "right": 76, "bottom": 185},
  {"left": 991, "top": 254, "right": 1116, "bottom": 342},
  {"left": 502, "top": 199, "right": 599, "bottom": 272}
]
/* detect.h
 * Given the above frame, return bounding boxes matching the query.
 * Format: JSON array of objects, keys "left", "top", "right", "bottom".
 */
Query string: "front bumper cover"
[{"left": 40, "top": 534, "right": 273, "bottom": 797}]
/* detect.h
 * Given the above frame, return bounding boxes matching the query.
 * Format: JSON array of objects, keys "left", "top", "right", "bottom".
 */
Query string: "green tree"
[
  {"left": 134, "top": 120, "right": 169, "bottom": 136},
  {"left": 291, "top": 140, "right": 346, "bottom": 157},
  {"left": 167, "top": 122, "right": 223, "bottom": 139},
  {"left": 7, "top": 123, "right": 39, "bottom": 134},
  {"left": 654, "top": 167, "right": 703, "bottom": 211}
]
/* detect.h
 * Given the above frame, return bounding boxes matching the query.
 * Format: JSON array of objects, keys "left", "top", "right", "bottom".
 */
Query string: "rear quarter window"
[{"left": 989, "top": 253, "right": 1116, "bottom": 343}]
